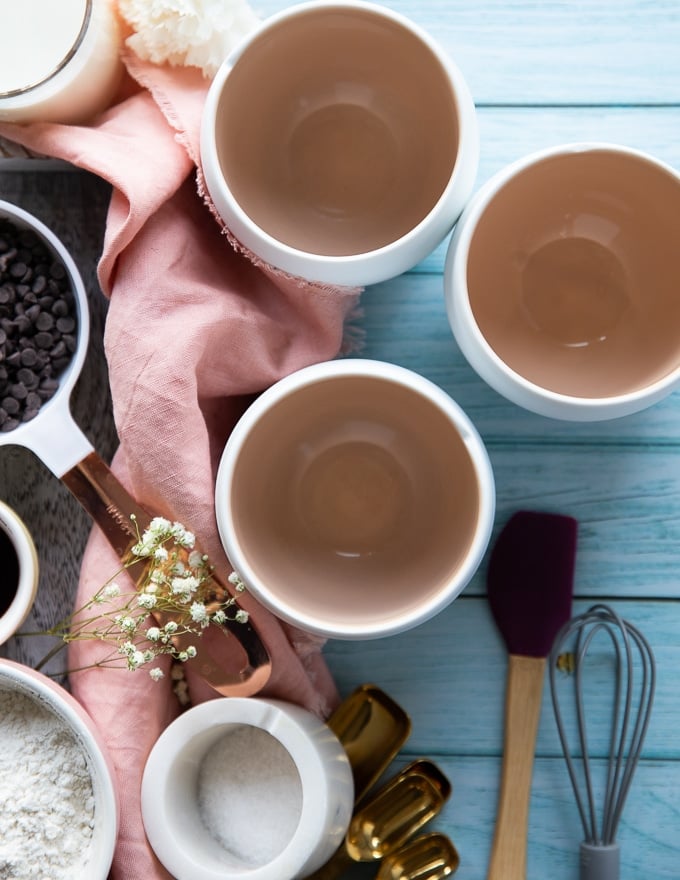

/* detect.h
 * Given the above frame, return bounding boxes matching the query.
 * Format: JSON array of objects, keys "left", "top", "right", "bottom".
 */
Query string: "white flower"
[
  {"left": 154, "top": 547, "right": 169, "bottom": 562},
  {"left": 235, "top": 609, "right": 250, "bottom": 624},
  {"left": 212, "top": 609, "right": 226, "bottom": 624},
  {"left": 228, "top": 571, "right": 246, "bottom": 592},
  {"left": 102, "top": 582, "right": 121, "bottom": 599},
  {"left": 146, "top": 627, "right": 161, "bottom": 642},
  {"left": 137, "top": 593, "right": 157, "bottom": 609},
  {"left": 188, "top": 550, "right": 204, "bottom": 569},
  {"left": 186, "top": 646, "right": 197, "bottom": 658},
  {"left": 119, "top": 616, "right": 138, "bottom": 634},
  {"left": 190, "top": 602, "right": 208, "bottom": 624},
  {"left": 118, "top": 0, "right": 261, "bottom": 78},
  {"left": 169, "top": 522, "right": 195, "bottom": 548},
  {"left": 164, "top": 621, "right": 178, "bottom": 634},
  {"left": 128, "top": 650, "right": 146, "bottom": 670},
  {"left": 149, "top": 667, "right": 164, "bottom": 681},
  {"left": 171, "top": 576, "right": 189, "bottom": 595},
  {"left": 149, "top": 517, "right": 172, "bottom": 535}
]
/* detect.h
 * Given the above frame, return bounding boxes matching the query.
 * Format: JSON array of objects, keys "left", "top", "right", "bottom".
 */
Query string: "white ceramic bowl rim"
[
  {"left": 445, "top": 141, "right": 680, "bottom": 417},
  {"left": 0, "top": 500, "right": 39, "bottom": 644},
  {"left": 200, "top": 0, "right": 479, "bottom": 284},
  {"left": 141, "top": 697, "right": 353, "bottom": 880},
  {"left": 215, "top": 358, "right": 496, "bottom": 638},
  {"left": 0, "top": 658, "right": 119, "bottom": 878}
]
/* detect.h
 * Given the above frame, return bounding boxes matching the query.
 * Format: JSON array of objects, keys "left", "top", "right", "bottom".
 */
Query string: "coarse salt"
[{"left": 197, "top": 724, "right": 303, "bottom": 867}]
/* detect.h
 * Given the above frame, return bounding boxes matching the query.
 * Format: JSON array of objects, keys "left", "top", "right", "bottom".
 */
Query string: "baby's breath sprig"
[{"left": 23, "top": 516, "right": 249, "bottom": 682}]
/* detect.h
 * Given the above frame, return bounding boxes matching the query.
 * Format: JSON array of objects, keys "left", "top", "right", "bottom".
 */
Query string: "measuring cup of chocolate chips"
[
  {"left": 0, "top": 499, "right": 39, "bottom": 644},
  {"left": 0, "top": 199, "right": 271, "bottom": 695}
]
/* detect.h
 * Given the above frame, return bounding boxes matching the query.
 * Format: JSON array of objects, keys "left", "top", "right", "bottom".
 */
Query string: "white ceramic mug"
[
  {"left": 200, "top": 0, "right": 478, "bottom": 287},
  {"left": 444, "top": 143, "right": 680, "bottom": 421},
  {"left": 214, "top": 358, "right": 495, "bottom": 639},
  {"left": 141, "top": 697, "right": 354, "bottom": 880},
  {"left": 0, "top": 500, "right": 39, "bottom": 645}
]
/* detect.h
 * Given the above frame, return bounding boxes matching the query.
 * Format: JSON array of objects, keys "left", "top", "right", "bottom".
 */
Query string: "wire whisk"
[{"left": 548, "top": 603, "right": 656, "bottom": 880}]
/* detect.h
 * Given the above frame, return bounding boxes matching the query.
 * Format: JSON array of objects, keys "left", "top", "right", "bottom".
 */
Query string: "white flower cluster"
[
  {"left": 37, "top": 516, "right": 250, "bottom": 687},
  {"left": 117, "top": 0, "right": 261, "bottom": 77}
]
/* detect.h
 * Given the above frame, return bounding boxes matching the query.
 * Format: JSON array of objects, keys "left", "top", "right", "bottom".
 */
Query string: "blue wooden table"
[
  {"left": 310, "top": 1, "right": 680, "bottom": 877},
  {"left": 1, "top": 1, "right": 679, "bottom": 878}
]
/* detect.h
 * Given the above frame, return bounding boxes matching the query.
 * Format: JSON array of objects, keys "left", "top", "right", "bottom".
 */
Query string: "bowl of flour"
[{"left": 0, "top": 658, "right": 118, "bottom": 880}]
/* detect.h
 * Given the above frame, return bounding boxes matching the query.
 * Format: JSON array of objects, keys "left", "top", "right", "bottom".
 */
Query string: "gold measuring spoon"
[
  {"left": 306, "top": 760, "right": 451, "bottom": 880},
  {"left": 0, "top": 200, "right": 271, "bottom": 696},
  {"left": 377, "top": 832, "right": 460, "bottom": 880},
  {"left": 328, "top": 683, "right": 412, "bottom": 804},
  {"left": 346, "top": 759, "right": 452, "bottom": 862}
]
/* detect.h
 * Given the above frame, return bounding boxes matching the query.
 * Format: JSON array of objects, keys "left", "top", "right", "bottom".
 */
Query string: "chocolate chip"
[
  {"left": 51, "top": 298, "right": 69, "bottom": 317},
  {"left": 19, "top": 348, "right": 38, "bottom": 367},
  {"left": 0, "top": 215, "right": 78, "bottom": 432},
  {"left": 55, "top": 315, "right": 75, "bottom": 334},
  {"left": 16, "top": 368, "right": 37, "bottom": 389},
  {"left": 25, "top": 303, "right": 41, "bottom": 323},
  {"left": 34, "top": 331, "right": 54, "bottom": 349},
  {"left": 35, "top": 311, "right": 54, "bottom": 332},
  {"left": 25, "top": 391, "right": 41, "bottom": 410},
  {"left": 32, "top": 276, "right": 47, "bottom": 295}
]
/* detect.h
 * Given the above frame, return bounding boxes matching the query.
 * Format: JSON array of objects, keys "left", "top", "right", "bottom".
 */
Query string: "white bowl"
[
  {"left": 0, "top": 659, "right": 119, "bottom": 878},
  {"left": 215, "top": 358, "right": 495, "bottom": 639},
  {"left": 201, "top": 0, "right": 478, "bottom": 286},
  {"left": 444, "top": 143, "right": 680, "bottom": 421},
  {"left": 141, "top": 697, "right": 354, "bottom": 880},
  {"left": 0, "top": 500, "right": 39, "bottom": 644}
]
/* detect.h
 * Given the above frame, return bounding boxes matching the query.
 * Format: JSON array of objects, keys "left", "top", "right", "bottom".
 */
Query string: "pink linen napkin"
[{"left": 0, "top": 51, "right": 361, "bottom": 880}]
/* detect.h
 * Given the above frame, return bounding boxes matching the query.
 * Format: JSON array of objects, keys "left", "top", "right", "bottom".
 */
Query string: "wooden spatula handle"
[{"left": 487, "top": 653, "right": 546, "bottom": 880}]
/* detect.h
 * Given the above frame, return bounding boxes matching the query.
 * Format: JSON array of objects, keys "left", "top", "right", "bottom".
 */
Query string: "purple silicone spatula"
[{"left": 486, "top": 510, "right": 578, "bottom": 880}]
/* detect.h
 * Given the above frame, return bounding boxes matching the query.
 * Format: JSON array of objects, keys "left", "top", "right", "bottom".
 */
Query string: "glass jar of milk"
[{"left": 0, "top": 0, "right": 123, "bottom": 124}]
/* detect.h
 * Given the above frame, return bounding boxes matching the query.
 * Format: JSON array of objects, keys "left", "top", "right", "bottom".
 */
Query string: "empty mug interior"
[
  {"left": 465, "top": 149, "right": 680, "bottom": 398},
  {"left": 227, "top": 374, "right": 481, "bottom": 635},
  {"left": 215, "top": 5, "right": 459, "bottom": 257}
]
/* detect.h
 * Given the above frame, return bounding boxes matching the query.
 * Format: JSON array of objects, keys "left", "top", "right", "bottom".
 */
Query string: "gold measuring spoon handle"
[{"left": 61, "top": 450, "right": 271, "bottom": 697}]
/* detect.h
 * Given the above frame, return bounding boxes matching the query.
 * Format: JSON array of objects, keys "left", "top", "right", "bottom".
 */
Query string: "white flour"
[{"left": 0, "top": 686, "right": 95, "bottom": 880}]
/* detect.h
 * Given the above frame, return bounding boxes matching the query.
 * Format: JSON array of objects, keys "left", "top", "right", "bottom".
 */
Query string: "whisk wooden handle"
[{"left": 487, "top": 653, "right": 546, "bottom": 880}]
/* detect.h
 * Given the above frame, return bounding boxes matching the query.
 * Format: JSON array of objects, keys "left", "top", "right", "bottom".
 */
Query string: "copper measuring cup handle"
[{"left": 61, "top": 450, "right": 272, "bottom": 697}]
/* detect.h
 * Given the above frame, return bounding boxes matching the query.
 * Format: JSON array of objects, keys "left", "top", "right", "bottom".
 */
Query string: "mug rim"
[
  {"left": 200, "top": 0, "right": 479, "bottom": 286},
  {"left": 0, "top": 500, "right": 39, "bottom": 644},
  {"left": 214, "top": 358, "right": 496, "bottom": 639},
  {"left": 444, "top": 141, "right": 680, "bottom": 421}
]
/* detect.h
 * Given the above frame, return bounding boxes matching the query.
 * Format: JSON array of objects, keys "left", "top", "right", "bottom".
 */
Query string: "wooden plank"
[
  {"left": 411, "top": 106, "right": 680, "bottom": 275},
  {"left": 256, "top": 0, "right": 680, "bottom": 104},
  {"left": 340, "top": 754, "right": 680, "bottom": 880},
  {"left": 356, "top": 269, "right": 680, "bottom": 444},
  {"left": 324, "top": 598, "right": 680, "bottom": 759}
]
